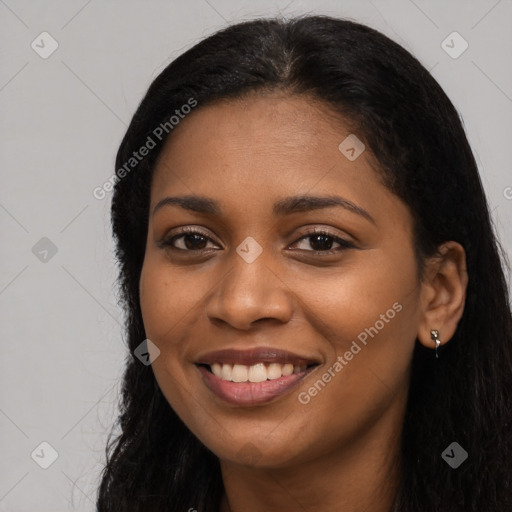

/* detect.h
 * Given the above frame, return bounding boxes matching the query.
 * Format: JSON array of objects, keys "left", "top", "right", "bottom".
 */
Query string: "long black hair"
[{"left": 97, "top": 15, "right": 512, "bottom": 511}]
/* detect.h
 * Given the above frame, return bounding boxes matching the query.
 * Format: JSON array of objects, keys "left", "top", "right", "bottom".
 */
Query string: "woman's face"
[{"left": 139, "top": 92, "right": 424, "bottom": 468}]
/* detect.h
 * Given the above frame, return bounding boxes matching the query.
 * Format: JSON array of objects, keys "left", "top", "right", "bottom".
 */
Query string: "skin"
[{"left": 139, "top": 92, "right": 468, "bottom": 511}]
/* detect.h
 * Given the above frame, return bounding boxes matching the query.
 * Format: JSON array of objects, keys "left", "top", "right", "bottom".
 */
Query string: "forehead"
[
  {"left": 152, "top": 93, "right": 375, "bottom": 187},
  {"left": 159, "top": 92, "right": 354, "bottom": 147},
  {"left": 149, "top": 92, "right": 409, "bottom": 232}
]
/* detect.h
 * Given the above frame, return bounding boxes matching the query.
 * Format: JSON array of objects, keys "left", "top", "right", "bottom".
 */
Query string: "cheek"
[
  {"left": 292, "top": 247, "right": 420, "bottom": 410},
  {"left": 139, "top": 257, "right": 210, "bottom": 426},
  {"left": 139, "top": 257, "right": 207, "bottom": 343},
  {"left": 291, "top": 247, "right": 420, "bottom": 354},
  {"left": 282, "top": 261, "right": 420, "bottom": 459}
]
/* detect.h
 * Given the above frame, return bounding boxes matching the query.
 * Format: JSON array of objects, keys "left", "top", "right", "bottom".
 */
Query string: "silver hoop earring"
[{"left": 430, "top": 329, "right": 441, "bottom": 358}]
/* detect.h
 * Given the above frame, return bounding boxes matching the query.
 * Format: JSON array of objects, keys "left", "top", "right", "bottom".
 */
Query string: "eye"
[
  {"left": 159, "top": 227, "right": 219, "bottom": 252},
  {"left": 289, "top": 229, "right": 355, "bottom": 255}
]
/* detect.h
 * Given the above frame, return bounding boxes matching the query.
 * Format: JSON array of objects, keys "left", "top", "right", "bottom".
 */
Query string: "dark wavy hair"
[{"left": 97, "top": 15, "right": 512, "bottom": 511}]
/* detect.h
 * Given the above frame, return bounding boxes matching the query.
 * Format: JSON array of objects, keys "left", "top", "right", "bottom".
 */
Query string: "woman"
[{"left": 97, "top": 15, "right": 512, "bottom": 511}]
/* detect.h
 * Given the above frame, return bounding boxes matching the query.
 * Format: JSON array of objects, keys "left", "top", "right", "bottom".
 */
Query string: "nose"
[{"left": 205, "top": 248, "right": 294, "bottom": 330}]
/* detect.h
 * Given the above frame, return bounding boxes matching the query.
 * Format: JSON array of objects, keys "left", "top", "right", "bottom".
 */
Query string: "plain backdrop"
[{"left": 1, "top": 1, "right": 511, "bottom": 510}]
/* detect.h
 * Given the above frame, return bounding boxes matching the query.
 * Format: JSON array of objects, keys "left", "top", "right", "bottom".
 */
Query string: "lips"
[
  {"left": 195, "top": 347, "right": 320, "bottom": 406},
  {"left": 196, "top": 347, "right": 320, "bottom": 367}
]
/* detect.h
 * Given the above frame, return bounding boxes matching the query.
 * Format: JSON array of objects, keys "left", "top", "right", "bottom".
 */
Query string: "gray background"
[{"left": 1, "top": 0, "right": 511, "bottom": 510}]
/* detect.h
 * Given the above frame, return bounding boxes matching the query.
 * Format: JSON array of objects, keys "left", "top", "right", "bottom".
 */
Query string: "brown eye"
[
  {"left": 290, "top": 230, "right": 355, "bottom": 255},
  {"left": 160, "top": 227, "right": 219, "bottom": 252}
]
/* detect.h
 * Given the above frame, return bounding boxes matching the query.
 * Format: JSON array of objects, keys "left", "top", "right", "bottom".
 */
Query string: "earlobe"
[{"left": 417, "top": 241, "right": 468, "bottom": 354}]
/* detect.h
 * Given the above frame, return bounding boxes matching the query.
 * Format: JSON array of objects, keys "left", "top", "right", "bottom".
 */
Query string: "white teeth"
[
  {"left": 248, "top": 363, "right": 268, "bottom": 383},
  {"left": 209, "top": 362, "right": 308, "bottom": 382},
  {"left": 221, "top": 363, "right": 233, "bottom": 381},
  {"left": 267, "top": 363, "right": 283, "bottom": 380},
  {"left": 231, "top": 364, "right": 248, "bottom": 382},
  {"left": 282, "top": 363, "right": 294, "bottom": 376},
  {"left": 211, "top": 363, "right": 222, "bottom": 379}
]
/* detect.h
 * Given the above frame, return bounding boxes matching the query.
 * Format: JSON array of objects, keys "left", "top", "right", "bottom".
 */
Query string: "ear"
[{"left": 417, "top": 241, "right": 468, "bottom": 351}]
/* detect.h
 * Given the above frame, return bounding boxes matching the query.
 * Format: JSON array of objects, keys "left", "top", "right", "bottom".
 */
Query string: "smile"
[{"left": 195, "top": 347, "right": 320, "bottom": 406}]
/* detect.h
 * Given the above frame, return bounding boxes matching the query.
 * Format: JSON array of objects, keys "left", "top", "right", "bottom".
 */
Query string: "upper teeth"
[{"left": 210, "top": 363, "right": 307, "bottom": 382}]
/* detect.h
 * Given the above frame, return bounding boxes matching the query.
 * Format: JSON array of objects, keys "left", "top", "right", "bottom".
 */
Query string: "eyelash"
[{"left": 159, "top": 226, "right": 355, "bottom": 256}]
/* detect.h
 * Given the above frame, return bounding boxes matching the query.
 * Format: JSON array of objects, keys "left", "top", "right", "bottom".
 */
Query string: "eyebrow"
[{"left": 152, "top": 194, "right": 375, "bottom": 224}]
